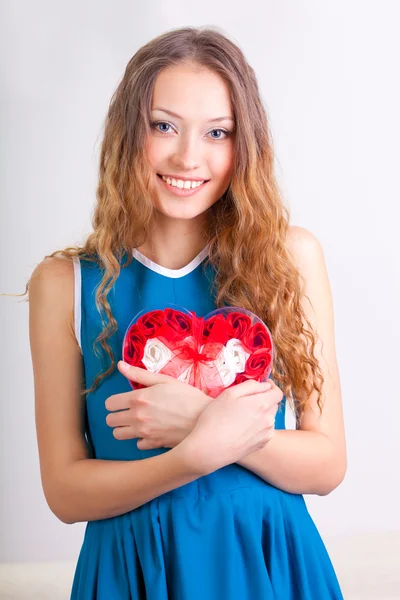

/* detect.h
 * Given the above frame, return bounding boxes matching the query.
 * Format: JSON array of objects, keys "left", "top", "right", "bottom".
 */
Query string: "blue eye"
[
  {"left": 150, "top": 121, "right": 231, "bottom": 140},
  {"left": 152, "top": 121, "right": 173, "bottom": 134},
  {"left": 209, "top": 128, "right": 229, "bottom": 140}
]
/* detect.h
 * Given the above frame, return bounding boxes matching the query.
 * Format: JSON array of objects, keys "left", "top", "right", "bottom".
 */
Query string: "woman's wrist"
[
  {"left": 194, "top": 392, "right": 213, "bottom": 421},
  {"left": 173, "top": 434, "right": 213, "bottom": 477}
]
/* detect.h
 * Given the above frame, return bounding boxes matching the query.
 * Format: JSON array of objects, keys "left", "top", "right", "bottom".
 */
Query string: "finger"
[
  {"left": 112, "top": 426, "right": 138, "bottom": 441},
  {"left": 233, "top": 379, "right": 272, "bottom": 397},
  {"left": 105, "top": 392, "right": 133, "bottom": 412},
  {"left": 266, "top": 378, "right": 281, "bottom": 395},
  {"left": 258, "top": 383, "right": 283, "bottom": 405},
  {"left": 118, "top": 361, "right": 175, "bottom": 386},
  {"left": 106, "top": 410, "right": 132, "bottom": 428},
  {"left": 263, "top": 378, "right": 275, "bottom": 388},
  {"left": 137, "top": 437, "right": 158, "bottom": 450}
]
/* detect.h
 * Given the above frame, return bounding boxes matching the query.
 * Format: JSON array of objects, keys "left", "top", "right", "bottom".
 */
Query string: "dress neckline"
[{"left": 132, "top": 244, "right": 210, "bottom": 279}]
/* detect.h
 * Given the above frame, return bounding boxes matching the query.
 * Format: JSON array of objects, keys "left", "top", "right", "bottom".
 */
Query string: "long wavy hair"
[{"left": 14, "top": 25, "right": 324, "bottom": 419}]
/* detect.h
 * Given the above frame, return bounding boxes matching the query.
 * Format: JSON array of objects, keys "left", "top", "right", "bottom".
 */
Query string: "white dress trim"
[
  {"left": 132, "top": 245, "right": 210, "bottom": 279},
  {"left": 72, "top": 256, "right": 82, "bottom": 351},
  {"left": 284, "top": 397, "right": 297, "bottom": 430}
]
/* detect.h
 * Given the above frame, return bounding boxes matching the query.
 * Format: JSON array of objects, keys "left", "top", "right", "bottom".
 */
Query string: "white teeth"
[{"left": 161, "top": 175, "right": 205, "bottom": 189}]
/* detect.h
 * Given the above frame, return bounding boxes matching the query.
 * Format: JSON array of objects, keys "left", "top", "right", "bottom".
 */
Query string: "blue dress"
[{"left": 70, "top": 245, "right": 343, "bottom": 599}]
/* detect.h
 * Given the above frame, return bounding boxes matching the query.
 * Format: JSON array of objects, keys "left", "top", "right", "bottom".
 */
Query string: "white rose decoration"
[
  {"left": 215, "top": 361, "right": 237, "bottom": 387},
  {"left": 142, "top": 338, "right": 173, "bottom": 373},
  {"left": 223, "top": 338, "right": 251, "bottom": 374},
  {"left": 199, "top": 344, "right": 237, "bottom": 387}
]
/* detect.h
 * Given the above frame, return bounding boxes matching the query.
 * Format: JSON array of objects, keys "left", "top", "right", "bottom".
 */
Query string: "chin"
[
  {"left": 154, "top": 194, "right": 220, "bottom": 219},
  {"left": 154, "top": 203, "right": 212, "bottom": 220}
]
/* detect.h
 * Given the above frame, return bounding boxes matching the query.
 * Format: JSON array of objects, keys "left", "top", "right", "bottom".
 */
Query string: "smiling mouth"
[
  {"left": 156, "top": 173, "right": 211, "bottom": 197},
  {"left": 157, "top": 174, "right": 210, "bottom": 184}
]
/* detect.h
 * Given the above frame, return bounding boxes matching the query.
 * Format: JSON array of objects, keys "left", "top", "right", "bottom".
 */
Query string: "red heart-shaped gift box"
[{"left": 122, "top": 305, "right": 274, "bottom": 398}]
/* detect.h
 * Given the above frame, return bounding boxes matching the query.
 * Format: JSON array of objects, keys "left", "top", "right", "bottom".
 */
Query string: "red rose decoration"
[
  {"left": 226, "top": 311, "right": 252, "bottom": 340},
  {"left": 123, "top": 325, "right": 146, "bottom": 366},
  {"left": 244, "top": 348, "right": 272, "bottom": 378},
  {"left": 163, "top": 308, "right": 192, "bottom": 341},
  {"left": 136, "top": 309, "right": 165, "bottom": 338},
  {"left": 201, "top": 314, "right": 234, "bottom": 345},
  {"left": 242, "top": 322, "right": 273, "bottom": 352},
  {"left": 122, "top": 304, "right": 274, "bottom": 397}
]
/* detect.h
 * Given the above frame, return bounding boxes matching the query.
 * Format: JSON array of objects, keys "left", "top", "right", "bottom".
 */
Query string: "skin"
[{"left": 106, "top": 364, "right": 281, "bottom": 451}]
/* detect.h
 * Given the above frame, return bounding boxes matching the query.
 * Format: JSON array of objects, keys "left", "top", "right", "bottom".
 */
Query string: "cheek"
[
  {"left": 211, "top": 152, "right": 234, "bottom": 183},
  {"left": 212, "top": 145, "right": 234, "bottom": 176},
  {"left": 145, "top": 137, "right": 161, "bottom": 168}
]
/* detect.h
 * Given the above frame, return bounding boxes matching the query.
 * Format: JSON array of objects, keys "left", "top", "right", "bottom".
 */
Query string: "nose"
[{"left": 171, "top": 132, "right": 201, "bottom": 171}]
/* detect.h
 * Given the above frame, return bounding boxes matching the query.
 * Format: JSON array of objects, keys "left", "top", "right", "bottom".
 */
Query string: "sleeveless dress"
[{"left": 70, "top": 245, "right": 343, "bottom": 600}]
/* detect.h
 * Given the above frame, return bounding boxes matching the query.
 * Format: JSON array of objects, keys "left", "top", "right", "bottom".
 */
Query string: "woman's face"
[{"left": 145, "top": 62, "right": 236, "bottom": 222}]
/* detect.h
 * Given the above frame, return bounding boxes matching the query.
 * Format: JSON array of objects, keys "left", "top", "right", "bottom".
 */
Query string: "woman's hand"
[
  {"left": 105, "top": 361, "right": 211, "bottom": 450},
  {"left": 179, "top": 378, "right": 283, "bottom": 475}
]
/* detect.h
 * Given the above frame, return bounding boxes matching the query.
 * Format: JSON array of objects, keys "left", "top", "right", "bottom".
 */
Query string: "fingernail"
[{"left": 119, "top": 361, "right": 130, "bottom": 371}]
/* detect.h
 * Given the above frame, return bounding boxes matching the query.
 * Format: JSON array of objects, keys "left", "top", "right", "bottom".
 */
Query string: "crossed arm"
[
  {"left": 31, "top": 228, "right": 345, "bottom": 525},
  {"left": 222, "top": 228, "right": 345, "bottom": 495},
  {"left": 112, "top": 227, "right": 346, "bottom": 496},
  {"left": 230, "top": 228, "right": 346, "bottom": 495}
]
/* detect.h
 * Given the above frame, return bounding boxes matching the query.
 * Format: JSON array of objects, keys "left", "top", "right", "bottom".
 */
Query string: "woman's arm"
[
  {"left": 236, "top": 226, "right": 347, "bottom": 495},
  {"left": 29, "top": 258, "right": 205, "bottom": 525}
]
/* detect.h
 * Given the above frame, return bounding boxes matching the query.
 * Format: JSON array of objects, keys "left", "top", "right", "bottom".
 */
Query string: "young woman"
[{"left": 28, "top": 26, "right": 346, "bottom": 599}]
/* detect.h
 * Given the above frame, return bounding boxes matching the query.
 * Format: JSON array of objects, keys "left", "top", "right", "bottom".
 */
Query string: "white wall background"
[{"left": 1, "top": 0, "right": 399, "bottom": 565}]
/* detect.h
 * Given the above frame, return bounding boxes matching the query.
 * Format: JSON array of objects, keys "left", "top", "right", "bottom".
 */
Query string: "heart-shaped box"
[{"left": 122, "top": 304, "right": 274, "bottom": 398}]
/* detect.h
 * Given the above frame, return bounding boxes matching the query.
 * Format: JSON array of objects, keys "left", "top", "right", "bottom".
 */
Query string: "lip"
[
  {"left": 158, "top": 173, "right": 209, "bottom": 182},
  {"left": 157, "top": 173, "right": 209, "bottom": 197}
]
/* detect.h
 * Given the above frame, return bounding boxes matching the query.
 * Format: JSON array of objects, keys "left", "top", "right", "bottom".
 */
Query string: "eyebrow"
[{"left": 152, "top": 107, "right": 235, "bottom": 123}]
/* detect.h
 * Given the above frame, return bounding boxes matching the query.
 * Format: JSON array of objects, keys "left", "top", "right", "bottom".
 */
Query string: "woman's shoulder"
[
  {"left": 29, "top": 256, "right": 76, "bottom": 343},
  {"left": 287, "top": 225, "right": 322, "bottom": 254},
  {"left": 30, "top": 255, "right": 75, "bottom": 288},
  {"left": 286, "top": 225, "right": 325, "bottom": 272}
]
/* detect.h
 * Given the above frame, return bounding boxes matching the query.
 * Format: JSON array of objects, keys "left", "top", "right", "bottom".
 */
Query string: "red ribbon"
[{"left": 157, "top": 314, "right": 228, "bottom": 398}]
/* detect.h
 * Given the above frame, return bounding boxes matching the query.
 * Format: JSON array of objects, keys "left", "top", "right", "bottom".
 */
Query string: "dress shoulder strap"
[{"left": 72, "top": 256, "right": 82, "bottom": 352}]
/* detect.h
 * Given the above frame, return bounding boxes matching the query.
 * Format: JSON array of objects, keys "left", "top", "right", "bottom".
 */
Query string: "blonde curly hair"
[{"left": 15, "top": 26, "right": 324, "bottom": 419}]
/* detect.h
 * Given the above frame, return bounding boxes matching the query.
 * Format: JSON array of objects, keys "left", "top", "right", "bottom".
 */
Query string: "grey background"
[{"left": 1, "top": 0, "right": 399, "bottom": 564}]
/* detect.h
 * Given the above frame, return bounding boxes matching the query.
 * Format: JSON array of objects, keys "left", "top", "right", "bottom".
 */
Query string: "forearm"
[
  {"left": 48, "top": 443, "right": 204, "bottom": 525},
  {"left": 236, "top": 429, "right": 346, "bottom": 495}
]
